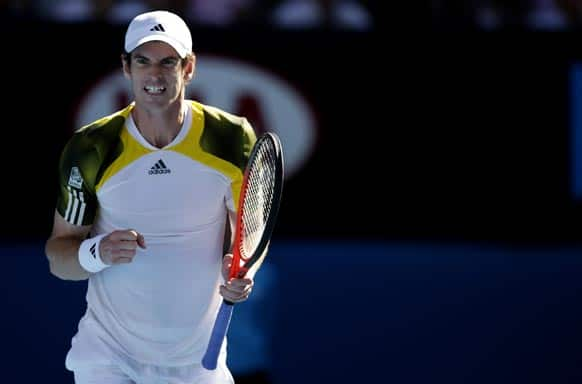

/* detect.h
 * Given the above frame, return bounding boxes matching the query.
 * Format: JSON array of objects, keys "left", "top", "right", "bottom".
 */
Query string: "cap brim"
[{"left": 126, "top": 35, "right": 188, "bottom": 58}]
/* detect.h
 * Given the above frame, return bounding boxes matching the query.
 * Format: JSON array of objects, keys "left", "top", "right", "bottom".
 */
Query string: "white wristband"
[{"left": 78, "top": 234, "right": 109, "bottom": 273}]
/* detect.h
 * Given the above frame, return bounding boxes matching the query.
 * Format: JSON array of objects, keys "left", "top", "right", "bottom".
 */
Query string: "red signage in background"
[{"left": 75, "top": 55, "right": 317, "bottom": 180}]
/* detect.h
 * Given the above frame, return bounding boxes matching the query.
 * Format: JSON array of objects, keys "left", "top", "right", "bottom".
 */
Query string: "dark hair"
[{"left": 122, "top": 51, "right": 192, "bottom": 68}]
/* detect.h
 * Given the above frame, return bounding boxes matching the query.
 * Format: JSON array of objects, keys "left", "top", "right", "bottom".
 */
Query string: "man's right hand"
[{"left": 99, "top": 229, "right": 146, "bottom": 265}]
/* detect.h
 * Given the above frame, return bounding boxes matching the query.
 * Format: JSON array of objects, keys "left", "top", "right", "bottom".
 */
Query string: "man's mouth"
[{"left": 144, "top": 85, "right": 166, "bottom": 94}]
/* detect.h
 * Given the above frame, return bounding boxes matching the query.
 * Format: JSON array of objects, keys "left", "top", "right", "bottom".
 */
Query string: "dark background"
[
  {"left": 3, "top": 6, "right": 582, "bottom": 384},
  {"left": 5, "top": 25, "right": 582, "bottom": 245}
]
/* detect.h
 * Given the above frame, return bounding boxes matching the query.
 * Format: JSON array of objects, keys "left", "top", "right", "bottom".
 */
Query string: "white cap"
[{"left": 124, "top": 11, "right": 192, "bottom": 58}]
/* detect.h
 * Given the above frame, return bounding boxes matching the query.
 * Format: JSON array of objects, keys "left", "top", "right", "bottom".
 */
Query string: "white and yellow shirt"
[{"left": 56, "top": 101, "right": 256, "bottom": 366}]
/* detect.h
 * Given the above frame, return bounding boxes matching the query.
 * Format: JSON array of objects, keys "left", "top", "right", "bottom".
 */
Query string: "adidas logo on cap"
[{"left": 150, "top": 24, "right": 165, "bottom": 32}]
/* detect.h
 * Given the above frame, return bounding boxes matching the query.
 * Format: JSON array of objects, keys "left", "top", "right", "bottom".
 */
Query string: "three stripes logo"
[
  {"left": 89, "top": 243, "right": 97, "bottom": 259},
  {"left": 150, "top": 24, "right": 165, "bottom": 32},
  {"left": 148, "top": 159, "right": 171, "bottom": 175},
  {"left": 65, "top": 186, "right": 86, "bottom": 225}
]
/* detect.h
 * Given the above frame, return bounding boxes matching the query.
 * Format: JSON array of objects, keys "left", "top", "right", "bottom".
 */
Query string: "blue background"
[{"left": 8, "top": 241, "right": 582, "bottom": 383}]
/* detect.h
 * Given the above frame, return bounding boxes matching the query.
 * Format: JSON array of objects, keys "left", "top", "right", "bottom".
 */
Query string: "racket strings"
[{"left": 240, "top": 140, "right": 277, "bottom": 259}]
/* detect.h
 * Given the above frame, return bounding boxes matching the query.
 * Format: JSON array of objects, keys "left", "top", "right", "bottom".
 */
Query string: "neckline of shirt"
[{"left": 126, "top": 104, "right": 192, "bottom": 151}]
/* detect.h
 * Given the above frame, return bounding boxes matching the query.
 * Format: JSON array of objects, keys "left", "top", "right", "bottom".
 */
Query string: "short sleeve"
[{"left": 55, "top": 135, "right": 99, "bottom": 226}]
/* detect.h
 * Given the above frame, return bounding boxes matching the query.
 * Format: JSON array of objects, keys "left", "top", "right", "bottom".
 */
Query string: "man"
[{"left": 45, "top": 10, "right": 259, "bottom": 384}]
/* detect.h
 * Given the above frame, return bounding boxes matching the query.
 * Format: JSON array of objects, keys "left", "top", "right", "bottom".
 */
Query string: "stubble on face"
[{"left": 128, "top": 41, "right": 187, "bottom": 112}]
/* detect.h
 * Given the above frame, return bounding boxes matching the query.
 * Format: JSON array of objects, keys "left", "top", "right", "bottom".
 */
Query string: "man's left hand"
[{"left": 220, "top": 253, "right": 253, "bottom": 303}]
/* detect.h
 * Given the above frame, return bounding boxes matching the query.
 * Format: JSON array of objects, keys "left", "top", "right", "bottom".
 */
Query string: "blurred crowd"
[
  {"left": 0, "top": 0, "right": 374, "bottom": 30},
  {"left": 432, "top": 0, "right": 582, "bottom": 30}
]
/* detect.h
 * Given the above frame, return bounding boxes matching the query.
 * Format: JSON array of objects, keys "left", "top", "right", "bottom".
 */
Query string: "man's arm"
[
  {"left": 45, "top": 209, "right": 92, "bottom": 281},
  {"left": 45, "top": 210, "right": 148, "bottom": 281}
]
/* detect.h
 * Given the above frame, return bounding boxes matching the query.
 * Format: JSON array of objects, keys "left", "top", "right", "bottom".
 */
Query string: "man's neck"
[{"left": 132, "top": 102, "right": 186, "bottom": 148}]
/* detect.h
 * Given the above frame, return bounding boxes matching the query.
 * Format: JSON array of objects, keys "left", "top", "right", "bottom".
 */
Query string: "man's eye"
[{"left": 162, "top": 59, "right": 178, "bottom": 67}]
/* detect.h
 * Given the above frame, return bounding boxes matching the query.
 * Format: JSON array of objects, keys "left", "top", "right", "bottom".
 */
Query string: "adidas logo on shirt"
[{"left": 148, "top": 159, "right": 171, "bottom": 175}]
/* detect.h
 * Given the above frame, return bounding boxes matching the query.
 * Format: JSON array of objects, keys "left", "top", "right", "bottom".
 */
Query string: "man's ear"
[
  {"left": 121, "top": 53, "right": 131, "bottom": 80},
  {"left": 185, "top": 54, "right": 196, "bottom": 83}
]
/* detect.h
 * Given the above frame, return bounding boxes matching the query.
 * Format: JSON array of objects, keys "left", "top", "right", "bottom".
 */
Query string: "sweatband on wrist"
[{"left": 78, "top": 234, "right": 109, "bottom": 273}]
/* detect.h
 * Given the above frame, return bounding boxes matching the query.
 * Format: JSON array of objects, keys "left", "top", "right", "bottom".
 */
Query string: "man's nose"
[{"left": 148, "top": 63, "right": 164, "bottom": 76}]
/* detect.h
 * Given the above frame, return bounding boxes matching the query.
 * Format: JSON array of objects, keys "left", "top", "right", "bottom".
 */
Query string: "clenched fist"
[{"left": 99, "top": 229, "right": 146, "bottom": 265}]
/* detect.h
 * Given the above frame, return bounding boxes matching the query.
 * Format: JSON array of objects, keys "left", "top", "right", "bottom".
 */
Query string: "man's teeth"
[{"left": 145, "top": 86, "right": 165, "bottom": 93}]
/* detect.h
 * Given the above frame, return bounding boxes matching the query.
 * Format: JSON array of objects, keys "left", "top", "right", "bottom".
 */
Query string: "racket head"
[{"left": 230, "top": 132, "right": 284, "bottom": 278}]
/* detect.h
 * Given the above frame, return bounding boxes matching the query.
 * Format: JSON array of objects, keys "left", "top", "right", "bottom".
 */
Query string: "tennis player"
[{"left": 45, "top": 10, "right": 260, "bottom": 384}]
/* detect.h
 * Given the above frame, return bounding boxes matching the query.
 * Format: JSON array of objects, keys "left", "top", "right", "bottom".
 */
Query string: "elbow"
[
  {"left": 45, "top": 242, "right": 62, "bottom": 279},
  {"left": 47, "top": 258, "right": 64, "bottom": 280},
  {"left": 45, "top": 243, "right": 87, "bottom": 281},
  {"left": 46, "top": 256, "right": 68, "bottom": 280},
  {"left": 48, "top": 260, "right": 87, "bottom": 281},
  {"left": 45, "top": 244, "right": 59, "bottom": 278}
]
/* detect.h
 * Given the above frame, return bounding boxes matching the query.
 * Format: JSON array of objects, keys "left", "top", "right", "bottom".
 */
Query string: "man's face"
[{"left": 123, "top": 41, "right": 193, "bottom": 110}]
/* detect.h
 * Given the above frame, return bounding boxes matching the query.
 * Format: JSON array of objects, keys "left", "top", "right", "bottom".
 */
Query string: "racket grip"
[{"left": 202, "top": 301, "right": 234, "bottom": 370}]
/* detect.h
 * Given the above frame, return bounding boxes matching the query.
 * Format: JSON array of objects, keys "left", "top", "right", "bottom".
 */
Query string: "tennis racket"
[{"left": 202, "top": 131, "right": 284, "bottom": 370}]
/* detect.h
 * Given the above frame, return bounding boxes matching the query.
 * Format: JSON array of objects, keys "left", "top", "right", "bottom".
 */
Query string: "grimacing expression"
[{"left": 123, "top": 41, "right": 193, "bottom": 108}]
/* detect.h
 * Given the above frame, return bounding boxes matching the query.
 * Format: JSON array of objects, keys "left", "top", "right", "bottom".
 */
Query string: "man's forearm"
[{"left": 45, "top": 236, "right": 90, "bottom": 281}]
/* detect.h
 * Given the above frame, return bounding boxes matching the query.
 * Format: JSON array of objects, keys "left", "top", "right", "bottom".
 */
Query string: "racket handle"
[{"left": 202, "top": 301, "right": 234, "bottom": 370}]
